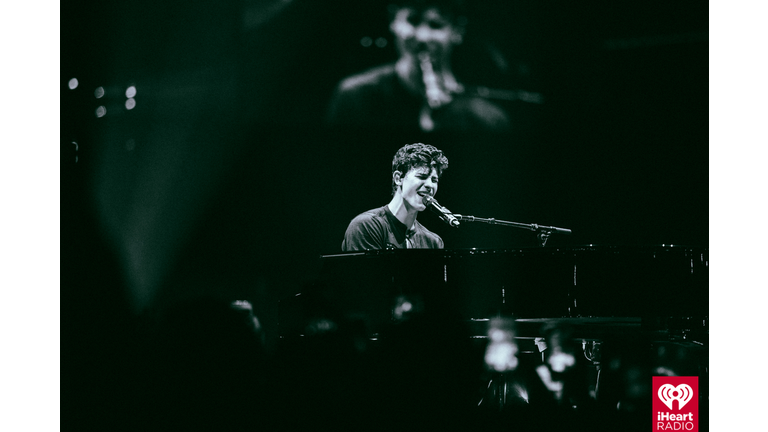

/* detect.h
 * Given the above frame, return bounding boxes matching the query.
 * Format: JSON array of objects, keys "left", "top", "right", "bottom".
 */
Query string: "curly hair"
[
  {"left": 391, "top": 143, "right": 449, "bottom": 195},
  {"left": 389, "top": 0, "right": 468, "bottom": 24}
]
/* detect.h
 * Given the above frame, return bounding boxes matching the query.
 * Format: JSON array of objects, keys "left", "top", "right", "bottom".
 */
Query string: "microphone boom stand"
[{"left": 452, "top": 214, "right": 572, "bottom": 247}]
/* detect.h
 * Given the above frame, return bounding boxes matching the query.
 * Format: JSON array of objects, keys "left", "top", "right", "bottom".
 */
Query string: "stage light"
[
  {"left": 485, "top": 341, "right": 519, "bottom": 372},
  {"left": 484, "top": 317, "right": 519, "bottom": 372},
  {"left": 305, "top": 318, "right": 337, "bottom": 336},
  {"left": 125, "top": 98, "right": 136, "bottom": 110},
  {"left": 95, "top": 106, "right": 106, "bottom": 117},
  {"left": 393, "top": 295, "right": 421, "bottom": 320},
  {"left": 126, "top": 86, "right": 137, "bottom": 98},
  {"left": 489, "top": 328, "right": 505, "bottom": 342},
  {"left": 548, "top": 350, "right": 575, "bottom": 373},
  {"left": 542, "top": 325, "right": 576, "bottom": 373},
  {"left": 94, "top": 86, "right": 105, "bottom": 98},
  {"left": 68, "top": 78, "right": 78, "bottom": 90},
  {"left": 536, "top": 364, "right": 564, "bottom": 394},
  {"left": 375, "top": 37, "right": 387, "bottom": 48},
  {"left": 512, "top": 382, "right": 529, "bottom": 403},
  {"left": 360, "top": 36, "right": 372, "bottom": 47}
]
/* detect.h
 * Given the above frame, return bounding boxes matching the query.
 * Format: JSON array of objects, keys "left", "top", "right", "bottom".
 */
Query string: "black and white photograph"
[{"left": 9, "top": 0, "right": 745, "bottom": 429}]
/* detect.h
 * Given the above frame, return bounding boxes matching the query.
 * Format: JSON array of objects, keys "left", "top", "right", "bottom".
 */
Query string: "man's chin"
[{"left": 408, "top": 200, "right": 427, "bottom": 212}]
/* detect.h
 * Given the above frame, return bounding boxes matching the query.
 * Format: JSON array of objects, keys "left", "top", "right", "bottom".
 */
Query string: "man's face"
[
  {"left": 397, "top": 165, "right": 439, "bottom": 211},
  {"left": 390, "top": 7, "right": 461, "bottom": 63}
]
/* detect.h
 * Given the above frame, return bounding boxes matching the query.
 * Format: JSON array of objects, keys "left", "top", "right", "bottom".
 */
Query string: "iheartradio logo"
[
  {"left": 653, "top": 377, "right": 699, "bottom": 432},
  {"left": 658, "top": 384, "right": 694, "bottom": 410}
]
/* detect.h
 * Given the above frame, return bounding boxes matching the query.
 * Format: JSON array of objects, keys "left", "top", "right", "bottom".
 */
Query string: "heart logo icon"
[{"left": 658, "top": 383, "right": 694, "bottom": 410}]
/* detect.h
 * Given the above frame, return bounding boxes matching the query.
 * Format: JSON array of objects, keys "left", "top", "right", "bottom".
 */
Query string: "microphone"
[
  {"left": 418, "top": 52, "right": 452, "bottom": 109},
  {"left": 422, "top": 195, "right": 460, "bottom": 228}
]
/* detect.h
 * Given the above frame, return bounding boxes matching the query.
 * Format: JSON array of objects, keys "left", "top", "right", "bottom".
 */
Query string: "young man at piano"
[{"left": 341, "top": 143, "right": 448, "bottom": 251}]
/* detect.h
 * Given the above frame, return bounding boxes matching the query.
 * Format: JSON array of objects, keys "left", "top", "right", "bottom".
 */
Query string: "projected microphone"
[
  {"left": 418, "top": 52, "right": 452, "bottom": 109},
  {"left": 422, "top": 195, "right": 460, "bottom": 228}
]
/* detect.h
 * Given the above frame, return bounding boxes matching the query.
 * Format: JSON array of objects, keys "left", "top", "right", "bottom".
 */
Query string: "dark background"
[{"left": 61, "top": 0, "right": 708, "bottom": 346}]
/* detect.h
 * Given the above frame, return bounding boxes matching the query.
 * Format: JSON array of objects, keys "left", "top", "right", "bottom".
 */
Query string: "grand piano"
[
  {"left": 277, "top": 245, "right": 708, "bottom": 417},
  {"left": 279, "top": 245, "right": 708, "bottom": 341}
]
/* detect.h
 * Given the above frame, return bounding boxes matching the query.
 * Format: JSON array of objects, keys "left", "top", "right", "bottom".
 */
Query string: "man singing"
[
  {"left": 342, "top": 143, "right": 449, "bottom": 251},
  {"left": 326, "top": 0, "right": 510, "bottom": 134}
]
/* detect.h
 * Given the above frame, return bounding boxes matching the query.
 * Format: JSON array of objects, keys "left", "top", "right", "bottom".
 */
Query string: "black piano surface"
[{"left": 279, "top": 245, "right": 708, "bottom": 338}]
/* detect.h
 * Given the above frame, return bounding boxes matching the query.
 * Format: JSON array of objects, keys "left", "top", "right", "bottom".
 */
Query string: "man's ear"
[{"left": 393, "top": 170, "right": 403, "bottom": 187}]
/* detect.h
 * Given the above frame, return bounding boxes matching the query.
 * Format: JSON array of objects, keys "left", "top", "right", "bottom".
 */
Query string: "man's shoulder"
[
  {"left": 342, "top": 206, "right": 392, "bottom": 251},
  {"left": 337, "top": 64, "right": 397, "bottom": 92},
  {"left": 440, "top": 94, "right": 512, "bottom": 132},
  {"left": 349, "top": 206, "right": 389, "bottom": 226}
]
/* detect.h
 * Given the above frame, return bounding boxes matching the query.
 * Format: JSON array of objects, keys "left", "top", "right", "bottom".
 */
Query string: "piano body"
[
  {"left": 279, "top": 245, "right": 708, "bottom": 340},
  {"left": 277, "top": 245, "right": 709, "bottom": 418}
]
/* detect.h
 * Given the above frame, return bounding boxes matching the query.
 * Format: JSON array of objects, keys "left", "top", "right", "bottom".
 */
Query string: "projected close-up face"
[{"left": 390, "top": 7, "right": 462, "bottom": 62}]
